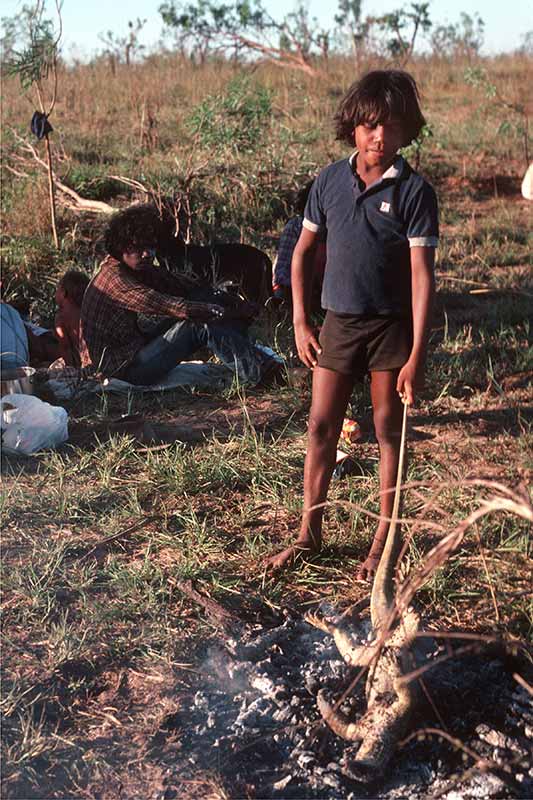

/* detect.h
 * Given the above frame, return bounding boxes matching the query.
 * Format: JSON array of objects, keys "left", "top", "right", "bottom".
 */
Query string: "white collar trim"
[{"left": 349, "top": 152, "right": 403, "bottom": 180}]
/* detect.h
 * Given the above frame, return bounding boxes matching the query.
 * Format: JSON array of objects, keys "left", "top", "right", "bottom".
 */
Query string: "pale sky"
[{"left": 2, "top": 0, "right": 532, "bottom": 59}]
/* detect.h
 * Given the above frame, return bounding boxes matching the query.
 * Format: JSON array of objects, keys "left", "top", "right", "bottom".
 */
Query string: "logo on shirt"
[{"left": 380, "top": 201, "right": 391, "bottom": 213}]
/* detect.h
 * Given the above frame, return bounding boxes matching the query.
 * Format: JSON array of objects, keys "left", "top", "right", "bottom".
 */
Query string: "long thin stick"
[
  {"left": 370, "top": 400, "right": 408, "bottom": 630},
  {"left": 44, "top": 133, "right": 59, "bottom": 248}
]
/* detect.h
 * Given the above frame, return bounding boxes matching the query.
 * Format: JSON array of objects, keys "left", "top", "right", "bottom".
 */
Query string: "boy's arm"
[
  {"left": 292, "top": 227, "right": 322, "bottom": 368},
  {"left": 397, "top": 246, "right": 436, "bottom": 405}
]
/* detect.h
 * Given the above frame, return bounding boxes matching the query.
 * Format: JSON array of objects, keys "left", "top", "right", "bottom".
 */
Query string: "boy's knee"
[
  {"left": 307, "top": 415, "right": 339, "bottom": 447},
  {"left": 373, "top": 408, "right": 401, "bottom": 445}
]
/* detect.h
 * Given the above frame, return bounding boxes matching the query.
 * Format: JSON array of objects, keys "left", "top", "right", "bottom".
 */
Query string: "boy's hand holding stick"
[{"left": 396, "top": 358, "right": 425, "bottom": 405}]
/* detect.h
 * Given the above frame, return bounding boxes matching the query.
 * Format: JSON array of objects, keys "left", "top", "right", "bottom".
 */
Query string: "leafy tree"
[
  {"left": 1, "top": 4, "right": 49, "bottom": 67},
  {"left": 517, "top": 30, "right": 533, "bottom": 56},
  {"left": 431, "top": 13, "right": 484, "bottom": 60},
  {"left": 279, "top": 3, "right": 330, "bottom": 62},
  {"left": 334, "top": 0, "right": 369, "bottom": 65},
  {"left": 429, "top": 22, "right": 458, "bottom": 59},
  {"left": 159, "top": 0, "right": 329, "bottom": 74},
  {"left": 160, "top": 0, "right": 215, "bottom": 62},
  {"left": 455, "top": 12, "right": 484, "bottom": 59},
  {"left": 371, "top": 2, "right": 431, "bottom": 66},
  {"left": 2, "top": 2, "right": 58, "bottom": 86},
  {"left": 4, "top": 0, "right": 62, "bottom": 247},
  {"left": 99, "top": 18, "right": 147, "bottom": 72}
]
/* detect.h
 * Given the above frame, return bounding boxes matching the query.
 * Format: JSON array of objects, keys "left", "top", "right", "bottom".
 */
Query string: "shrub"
[
  {"left": 64, "top": 165, "right": 125, "bottom": 201},
  {"left": 187, "top": 76, "right": 273, "bottom": 154}
]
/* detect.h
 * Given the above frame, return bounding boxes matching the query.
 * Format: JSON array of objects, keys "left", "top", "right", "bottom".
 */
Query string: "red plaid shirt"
[{"left": 80, "top": 256, "right": 218, "bottom": 377}]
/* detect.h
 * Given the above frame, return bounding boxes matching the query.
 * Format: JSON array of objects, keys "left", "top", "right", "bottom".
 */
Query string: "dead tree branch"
[{"left": 7, "top": 130, "right": 116, "bottom": 214}]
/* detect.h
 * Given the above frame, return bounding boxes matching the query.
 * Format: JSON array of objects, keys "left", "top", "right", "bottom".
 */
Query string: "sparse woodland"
[{"left": 1, "top": 18, "right": 532, "bottom": 800}]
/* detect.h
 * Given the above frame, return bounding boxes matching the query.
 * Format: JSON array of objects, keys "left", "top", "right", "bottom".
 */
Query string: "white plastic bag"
[{"left": 1, "top": 394, "right": 68, "bottom": 455}]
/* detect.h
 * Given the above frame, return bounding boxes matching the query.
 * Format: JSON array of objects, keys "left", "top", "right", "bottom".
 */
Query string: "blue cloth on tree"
[{"left": 30, "top": 111, "right": 53, "bottom": 140}]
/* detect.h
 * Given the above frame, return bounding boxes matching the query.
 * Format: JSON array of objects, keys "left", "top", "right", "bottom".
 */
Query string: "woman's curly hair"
[
  {"left": 104, "top": 204, "right": 164, "bottom": 261},
  {"left": 334, "top": 70, "right": 426, "bottom": 148}
]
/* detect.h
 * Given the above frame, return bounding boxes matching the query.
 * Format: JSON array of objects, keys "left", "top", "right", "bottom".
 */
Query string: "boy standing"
[{"left": 268, "top": 70, "right": 438, "bottom": 581}]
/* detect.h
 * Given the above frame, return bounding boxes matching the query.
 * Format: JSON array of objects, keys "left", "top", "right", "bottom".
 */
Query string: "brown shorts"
[{"left": 317, "top": 312, "right": 412, "bottom": 379}]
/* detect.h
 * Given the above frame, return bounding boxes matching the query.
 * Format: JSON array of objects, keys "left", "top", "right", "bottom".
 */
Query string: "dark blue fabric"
[
  {"left": 30, "top": 111, "right": 53, "bottom": 140},
  {"left": 274, "top": 216, "right": 302, "bottom": 287},
  {"left": 304, "top": 156, "right": 438, "bottom": 315},
  {"left": 124, "top": 286, "right": 271, "bottom": 386},
  {"left": 123, "top": 318, "right": 265, "bottom": 386}
]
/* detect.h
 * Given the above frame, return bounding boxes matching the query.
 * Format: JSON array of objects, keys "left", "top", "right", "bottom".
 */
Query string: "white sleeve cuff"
[
  {"left": 303, "top": 218, "right": 321, "bottom": 233},
  {"left": 409, "top": 236, "right": 439, "bottom": 248}
]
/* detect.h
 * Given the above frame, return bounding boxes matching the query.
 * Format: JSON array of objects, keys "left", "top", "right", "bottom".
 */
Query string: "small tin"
[{"left": 341, "top": 418, "right": 361, "bottom": 444}]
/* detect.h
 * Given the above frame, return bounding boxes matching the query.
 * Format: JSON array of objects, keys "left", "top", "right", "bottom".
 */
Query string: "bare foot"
[
  {"left": 265, "top": 541, "right": 319, "bottom": 573},
  {"left": 356, "top": 552, "right": 382, "bottom": 583}
]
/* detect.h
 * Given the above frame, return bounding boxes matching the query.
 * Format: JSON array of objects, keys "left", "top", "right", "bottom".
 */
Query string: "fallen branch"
[
  {"left": 172, "top": 578, "right": 240, "bottom": 632},
  {"left": 7, "top": 130, "right": 116, "bottom": 214},
  {"left": 52, "top": 179, "right": 116, "bottom": 214},
  {"left": 108, "top": 174, "right": 151, "bottom": 194}
]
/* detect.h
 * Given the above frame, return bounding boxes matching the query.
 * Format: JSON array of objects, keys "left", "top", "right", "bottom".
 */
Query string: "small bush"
[
  {"left": 187, "top": 76, "right": 272, "bottom": 154},
  {"left": 64, "top": 165, "right": 124, "bottom": 201}
]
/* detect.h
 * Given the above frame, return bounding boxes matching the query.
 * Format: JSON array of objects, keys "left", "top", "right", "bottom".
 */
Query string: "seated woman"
[{"left": 80, "top": 204, "right": 283, "bottom": 386}]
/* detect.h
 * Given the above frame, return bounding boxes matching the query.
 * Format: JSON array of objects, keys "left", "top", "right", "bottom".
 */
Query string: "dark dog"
[{"left": 161, "top": 241, "right": 273, "bottom": 305}]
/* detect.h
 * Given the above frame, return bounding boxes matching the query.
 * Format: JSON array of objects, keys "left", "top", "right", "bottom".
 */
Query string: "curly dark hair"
[
  {"left": 58, "top": 269, "right": 90, "bottom": 307},
  {"left": 104, "top": 204, "right": 164, "bottom": 261},
  {"left": 334, "top": 70, "right": 426, "bottom": 148}
]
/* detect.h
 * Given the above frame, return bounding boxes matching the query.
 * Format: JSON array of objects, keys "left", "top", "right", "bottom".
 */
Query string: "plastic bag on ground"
[{"left": 1, "top": 394, "right": 68, "bottom": 455}]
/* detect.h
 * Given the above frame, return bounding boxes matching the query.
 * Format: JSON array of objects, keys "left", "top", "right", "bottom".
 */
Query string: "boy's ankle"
[
  {"left": 368, "top": 536, "right": 387, "bottom": 557},
  {"left": 296, "top": 535, "right": 321, "bottom": 551}
]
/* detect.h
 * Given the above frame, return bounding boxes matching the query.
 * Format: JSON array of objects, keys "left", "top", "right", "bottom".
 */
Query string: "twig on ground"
[
  {"left": 79, "top": 514, "right": 159, "bottom": 560},
  {"left": 404, "top": 727, "right": 528, "bottom": 799},
  {"left": 170, "top": 578, "right": 241, "bottom": 632}
]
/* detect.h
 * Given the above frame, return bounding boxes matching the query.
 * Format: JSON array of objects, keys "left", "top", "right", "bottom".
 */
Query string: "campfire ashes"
[
  {"left": 162, "top": 607, "right": 532, "bottom": 799},
  {"left": 161, "top": 417, "right": 531, "bottom": 798}
]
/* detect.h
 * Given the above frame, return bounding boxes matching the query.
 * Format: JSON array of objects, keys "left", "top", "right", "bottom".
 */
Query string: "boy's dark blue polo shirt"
[{"left": 304, "top": 154, "right": 439, "bottom": 315}]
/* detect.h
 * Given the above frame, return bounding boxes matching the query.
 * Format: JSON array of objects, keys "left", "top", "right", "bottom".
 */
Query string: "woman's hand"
[{"left": 223, "top": 300, "right": 259, "bottom": 320}]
